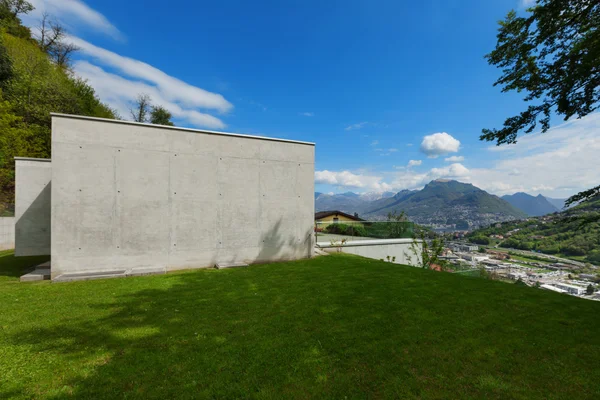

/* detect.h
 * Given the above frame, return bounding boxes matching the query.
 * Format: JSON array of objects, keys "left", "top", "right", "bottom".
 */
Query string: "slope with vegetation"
[
  {"left": 0, "top": 0, "right": 117, "bottom": 215},
  {"left": 1, "top": 250, "right": 599, "bottom": 398},
  {"left": 469, "top": 197, "right": 600, "bottom": 264},
  {"left": 0, "top": 1, "right": 175, "bottom": 216}
]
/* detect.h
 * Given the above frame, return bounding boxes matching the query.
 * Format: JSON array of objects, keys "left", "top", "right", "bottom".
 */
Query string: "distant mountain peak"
[{"left": 502, "top": 192, "right": 559, "bottom": 217}]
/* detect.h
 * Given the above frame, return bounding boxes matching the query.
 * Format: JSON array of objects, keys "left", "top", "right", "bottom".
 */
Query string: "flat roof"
[
  {"left": 14, "top": 157, "right": 51, "bottom": 162},
  {"left": 51, "top": 113, "right": 315, "bottom": 146}
]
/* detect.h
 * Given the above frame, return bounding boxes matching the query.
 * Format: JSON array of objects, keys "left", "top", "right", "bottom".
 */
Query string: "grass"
[{"left": 1, "top": 250, "right": 599, "bottom": 399}]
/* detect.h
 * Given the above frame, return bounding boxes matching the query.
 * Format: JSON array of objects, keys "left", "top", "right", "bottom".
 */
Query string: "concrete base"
[
  {"left": 53, "top": 270, "right": 127, "bottom": 282},
  {"left": 20, "top": 261, "right": 51, "bottom": 282},
  {"left": 215, "top": 262, "right": 249, "bottom": 269},
  {"left": 128, "top": 267, "right": 167, "bottom": 277},
  {"left": 52, "top": 266, "right": 168, "bottom": 282}
]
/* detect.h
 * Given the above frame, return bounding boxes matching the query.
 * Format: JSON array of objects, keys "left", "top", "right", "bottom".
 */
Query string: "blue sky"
[{"left": 23, "top": 0, "right": 599, "bottom": 198}]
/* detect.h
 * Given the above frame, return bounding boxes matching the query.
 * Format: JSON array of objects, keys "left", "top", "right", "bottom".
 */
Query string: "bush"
[{"left": 324, "top": 223, "right": 367, "bottom": 237}]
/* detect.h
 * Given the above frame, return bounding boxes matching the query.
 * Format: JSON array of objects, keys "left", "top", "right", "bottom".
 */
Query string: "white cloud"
[
  {"left": 469, "top": 113, "right": 600, "bottom": 197},
  {"left": 407, "top": 160, "right": 422, "bottom": 167},
  {"left": 68, "top": 36, "right": 232, "bottom": 114},
  {"left": 444, "top": 155, "right": 464, "bottom": 162},
  {"left": 315, "top": 170, "right": 392, "bottom": 191},
  {"left": 420, "top": 132, "right": 461, "bottom": 158},
  {"left": 26, "top": 0, "right": 122, "bottom": 40},
  {"left": 299, "top": 112, "right": 314, "bottom": 117},
  {"left": 522, "top": 0, "right": 536, "bottom": 7},
  {"left": 374, "top": 147, "right": 398, "bottom": 156},
  {"left": 74, "top": 61, "right": 226, "bottom": 129},
  {"left": 429, "top": 163, "right": 470, "bottom": 179},
  {"left": 345, "top": 122, "right": 368, "bottom": 131},
  {"left": 370, "top": 140, "right": 379, "bottom": 146}
]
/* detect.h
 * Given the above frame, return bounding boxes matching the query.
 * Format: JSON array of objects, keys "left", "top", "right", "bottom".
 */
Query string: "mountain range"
[
  {"left": 501, "top": 193, "right": 559, "bottom": 217},
  {"left": 316, "top": 180, "right": 566, "bottom": 230}
]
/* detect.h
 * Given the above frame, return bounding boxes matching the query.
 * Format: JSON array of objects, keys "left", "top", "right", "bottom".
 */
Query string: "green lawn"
[{"left": 1, "top": 250, "right": 599, "bottom": 399}]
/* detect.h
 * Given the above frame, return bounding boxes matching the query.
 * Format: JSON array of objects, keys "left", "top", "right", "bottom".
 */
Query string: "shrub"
[{"left": 324, "top": 223, "right": 367, "bottom": 237}]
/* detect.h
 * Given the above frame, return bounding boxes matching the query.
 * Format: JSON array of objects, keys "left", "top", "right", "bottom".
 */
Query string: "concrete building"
[
  {"left": 552, "top": 283, "right": 586, "bottom": 296},
  {"left": 15, "top": 114, "right": 315, "bottom": 280}
]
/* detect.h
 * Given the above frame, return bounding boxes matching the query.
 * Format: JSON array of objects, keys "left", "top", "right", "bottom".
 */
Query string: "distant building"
[
  {"left": 552, "top": 283, "right": 586, "bottom": 296},
  {"left": 540, "top": 284, "right": 567, "bottom": 294},
  {"left": 315, "top": 211, "right": 364, "bottom": 229},
  {"left": 580, "top": 274, "right": 597, "bottom": 281}
]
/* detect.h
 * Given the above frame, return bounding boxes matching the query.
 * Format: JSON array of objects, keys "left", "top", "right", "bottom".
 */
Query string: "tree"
[
  {"left": 586, "top": 284, "right": 594, "bottom": 295},
  {"left": 150, "top": 105, "right": 174, "bottom": 126},
  {"left": 483, "top": 1, "right": 600, "bottom": 206},
  {"left": 130, "top": 94, "right": 151, "bottom": 123},
  {"left": 35, "top": 13, "right": 78, "bottom": 68},
  {"left": 0, "top": 0, "right": 33, "bottom": 18},
  {"left": 0, "top": 0, "right": 33, "bottom": 39},
  {"left": 405, "top": 227, "right": 447, "bottom": 269}
]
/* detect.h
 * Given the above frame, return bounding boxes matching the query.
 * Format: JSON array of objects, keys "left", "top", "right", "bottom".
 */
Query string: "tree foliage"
[
  {"left": 150, "top": 105, "right": 174, "bottom": 126},
  {"left": 484, "top": 0, "right": 600, "bottom": 205}
]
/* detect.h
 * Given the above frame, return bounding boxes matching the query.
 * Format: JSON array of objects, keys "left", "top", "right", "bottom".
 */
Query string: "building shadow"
[{"left": 14, "top": 182, "right": 51, "bottom": 257}]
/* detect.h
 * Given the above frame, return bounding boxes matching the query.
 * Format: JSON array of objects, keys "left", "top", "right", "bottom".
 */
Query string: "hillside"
[
  {"left": 0, "top": 3, "right": 117, "bottom": 215},
  {"left": 469, "top": 197, "right": 600, "bottom": 264},
  {"left": 502, "top": 192, "right": 559, "bottom": 216},
  {"left": 1, "top": 251, "right": 599, "bottom": 398},
  {"left": 363, "top": 180, "right": 526, "bottom": 228}
]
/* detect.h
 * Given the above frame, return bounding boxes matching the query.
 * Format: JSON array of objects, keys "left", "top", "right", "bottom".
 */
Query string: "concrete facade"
[
  {"left": 0, "top": 217, "right": 15, "bottom": 250},
  {"left": 49, "top": 114, "right": 314, "bottom": 278},
  {"left": 15, "top": 158, "right": 52, "bottom": 256}
]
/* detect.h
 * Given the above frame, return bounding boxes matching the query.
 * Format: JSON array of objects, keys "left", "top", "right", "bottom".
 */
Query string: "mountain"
[
  {"left": 315, "top": 180, "right": 527, "bottom": 229},
  {"left": 501, "top": 193, "right": 559, "bottom": 217},
  {"left": 315, "top": 192, "right": 369, "bottom": 214},
  {"left": 545, "top": 197, "right": 568, "bottom": 210},
  {"left": 358, "top": 191, "right": 395, "bottom": 202},
  {"left": 315, "top": 191, "right": 394, "bottom": 214},
  {"left": 362, "top": 180, "right": 526, "bottom": 228}
]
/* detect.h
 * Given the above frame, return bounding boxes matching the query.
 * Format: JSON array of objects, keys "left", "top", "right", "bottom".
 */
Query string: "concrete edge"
[
  {"left": 317, "top": 238, "right": 420, "bottom": 248},
  {"left": 14, "top": 157, "right": 52, "bottom": 162},
  {"left": 51, "top": 113, "right": 316, "bottom": 146}
]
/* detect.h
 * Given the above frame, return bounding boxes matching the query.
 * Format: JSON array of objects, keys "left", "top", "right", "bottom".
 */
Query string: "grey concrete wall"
[
  {"left": 15, "top": 158, "right": 52, "bottom": 256},
  {"left": 51, "top": 114, "right": 315, "bottom": 277},
  {"left": 0, "top": 217, "right": 15, "bottom": 250},
  {"left": 318, "top": 239, "right": 422, "bottom": 266}
]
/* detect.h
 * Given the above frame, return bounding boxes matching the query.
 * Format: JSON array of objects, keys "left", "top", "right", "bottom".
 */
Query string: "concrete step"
[
  {"left": 215, "top": 262, "right": 249, "bottom": 269},
  {"left": 20, "top": 263, "right": 51, "bottom": 282}
]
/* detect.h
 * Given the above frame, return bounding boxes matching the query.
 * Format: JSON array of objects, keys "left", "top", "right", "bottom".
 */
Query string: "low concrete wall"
[
  {"left": 318, "top": 239, "right": 422, "bottom": 266},
  {"left": 0, "top": 217, "right": 15, "bottom": 250},
  {"left": 51, "top": 114, "right": 315, "bottom": 277},
  {"left": 15, "top": 158, "right": 52, "bottom": 256}
]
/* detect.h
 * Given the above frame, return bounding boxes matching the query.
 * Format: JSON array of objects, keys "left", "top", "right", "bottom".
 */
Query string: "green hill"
[
  {"left": 0, "top": 3, "right": 116, "bottom": 215},
  {"left": 469, "top": 197, "right": 600, "bottom": 264}
]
